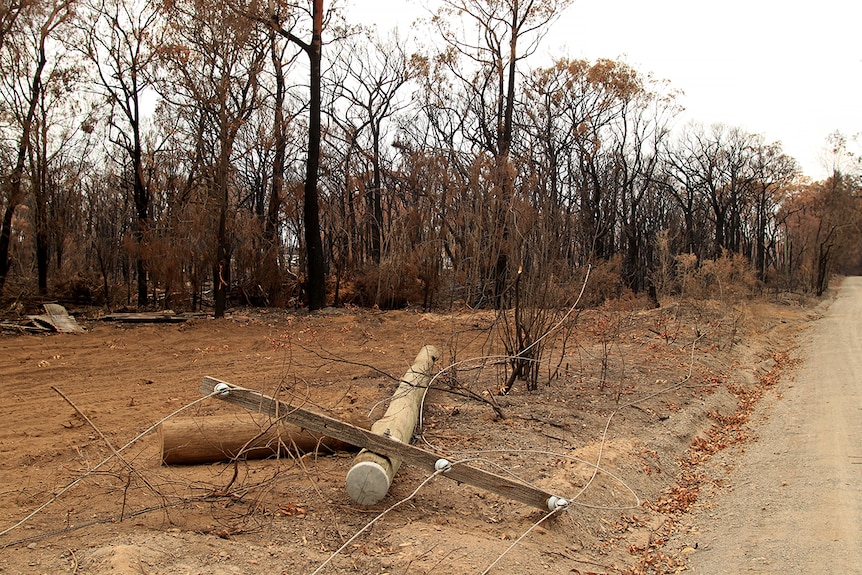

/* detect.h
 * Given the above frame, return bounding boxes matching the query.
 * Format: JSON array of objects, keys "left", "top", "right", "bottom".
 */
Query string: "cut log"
[
  {"left": 159, "top": 414, "right": 363, "bottom": 465},
  {"left": 345, "top": 344, "right": 440, "bottom": 505}
]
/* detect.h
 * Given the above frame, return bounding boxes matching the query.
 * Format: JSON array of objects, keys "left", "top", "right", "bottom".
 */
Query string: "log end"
[{"left": 346, "top": 460, "right": 391, "bottom": 505}]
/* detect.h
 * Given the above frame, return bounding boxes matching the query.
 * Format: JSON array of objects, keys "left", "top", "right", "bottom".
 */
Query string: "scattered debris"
[
  {"left": 100, "top": 311, "right": 207, "bottom": 323},
  {"left": 0, "top": 320, "right": 48, "bottom": 334},
  {"left": 37, "top": 303, "right": 85, "bottom": 333},
  {"left": 0, "top": 303, "right": 85, "bottom": 334}
]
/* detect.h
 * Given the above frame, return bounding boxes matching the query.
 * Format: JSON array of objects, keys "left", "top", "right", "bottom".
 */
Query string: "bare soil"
[{"left": 0, "top": 294, "right": 817, "bottom": 574}]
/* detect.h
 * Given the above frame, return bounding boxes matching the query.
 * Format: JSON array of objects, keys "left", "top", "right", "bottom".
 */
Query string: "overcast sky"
[{"left": 346, "top": 0, "right": 862, "bottom": 180}]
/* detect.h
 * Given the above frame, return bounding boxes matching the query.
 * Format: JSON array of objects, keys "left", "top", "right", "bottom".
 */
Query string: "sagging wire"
[
  {"left": 0, "top": 388, "right": 227, "bottom": 540},
  {"left": 308, "top": 458, "right": 458, "bottom": 575},
  {"left": 476, "top": 332, "right": 707, "bottom": 574},
  {"left": 569, "top": 332, "right": 705, "bottom": 508},
  {"left": 418, "top": 265, "right": 592, "bottom": 423},
  {"left": 366, "top": 267, "right": 592, "bottom": 423},
  {"left": 444, "top": 448, "right": 641, "bottom": 511}
]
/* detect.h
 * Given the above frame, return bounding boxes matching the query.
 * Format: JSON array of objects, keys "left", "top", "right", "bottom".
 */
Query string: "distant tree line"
[{"left": 1, "top": 0, "right": 859, "bottom": 314}]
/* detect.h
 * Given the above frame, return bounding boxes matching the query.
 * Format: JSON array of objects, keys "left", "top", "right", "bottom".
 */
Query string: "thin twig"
[
  {"left": 68, "top": 548, "right": 79, "bottom": 574},
  {"left": 1, "top": 498, "right": 205, "bottom": 548}
]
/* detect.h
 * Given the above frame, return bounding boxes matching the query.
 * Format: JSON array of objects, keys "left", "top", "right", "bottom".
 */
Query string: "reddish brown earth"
[{"left": 0, "top": 294, "right": 817, "bottom": 574}]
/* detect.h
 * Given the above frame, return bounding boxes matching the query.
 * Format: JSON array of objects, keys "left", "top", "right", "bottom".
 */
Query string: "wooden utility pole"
[
  {"left": 345, "top": 345, "right": 439, "bottom": 504},
  {"left": 199, "top": 369, "right": 568, "bottom": 511}
]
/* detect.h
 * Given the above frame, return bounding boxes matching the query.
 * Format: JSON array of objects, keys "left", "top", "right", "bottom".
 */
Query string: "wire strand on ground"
[
  {"left": 308, "top": 463, "right": 452, "bottom": 575},
  {"left": 476, "top": 332, "right": 706, "bottom": 574},
  {"left": 479, "top": 506, "right": 564, "bottom": 575},
  {"left": 0, "top": 389, "right": 225, "bottom": 540}
]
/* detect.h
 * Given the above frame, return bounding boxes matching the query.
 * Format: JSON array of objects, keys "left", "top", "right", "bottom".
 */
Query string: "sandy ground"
[
  {"left": 0, "top": 294, "right": 819, "bottom": 574},
  {"left": 668, "top": 277, "right": 862, "bottom": 574}
]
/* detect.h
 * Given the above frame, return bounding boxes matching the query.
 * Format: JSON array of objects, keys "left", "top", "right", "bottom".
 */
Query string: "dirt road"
[{"left": 674, "top": 278, "right": 862, "bottom": 573}]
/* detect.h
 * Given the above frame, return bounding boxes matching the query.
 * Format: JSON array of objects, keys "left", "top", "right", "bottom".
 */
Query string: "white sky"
[{"left": 346, "top": 0, "right": 862, "bottom": 180}]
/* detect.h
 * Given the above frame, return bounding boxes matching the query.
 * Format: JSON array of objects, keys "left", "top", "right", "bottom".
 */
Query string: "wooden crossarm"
[{"left": 200, "top": 376, "right": 564, "bottom": 511}]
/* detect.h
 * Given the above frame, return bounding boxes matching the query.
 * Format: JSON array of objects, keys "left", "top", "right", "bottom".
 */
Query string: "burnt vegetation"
[{"left": 1, "top": 0, "right": 860, "bottom": 317}]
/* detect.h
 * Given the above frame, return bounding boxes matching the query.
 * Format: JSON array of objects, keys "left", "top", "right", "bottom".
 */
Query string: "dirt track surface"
[
  {"left": 0, "top": 296, "right": 822, "bottom": 574},
  {"left": 671, "top": 277, "right": 862, "bottom": 573}
]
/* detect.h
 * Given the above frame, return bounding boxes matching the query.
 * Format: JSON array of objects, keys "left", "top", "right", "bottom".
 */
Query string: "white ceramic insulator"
[
  {"left": 434, "top": 458, "right": 452, "bottom": 472},
  {"left": 547, "top": 496, "right": 569, "bottom": 511},
  {"left": 214, "top": 383, "right": 230, "bottom": 397}
]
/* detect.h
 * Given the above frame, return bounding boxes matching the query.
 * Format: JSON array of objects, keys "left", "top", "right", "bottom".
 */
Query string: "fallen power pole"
[
  {"left": 346, "top": 345, "right": 439, "bottom": 505},
  {"left": 200, "top": 368, "right": 568, "bottom": 512}
]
